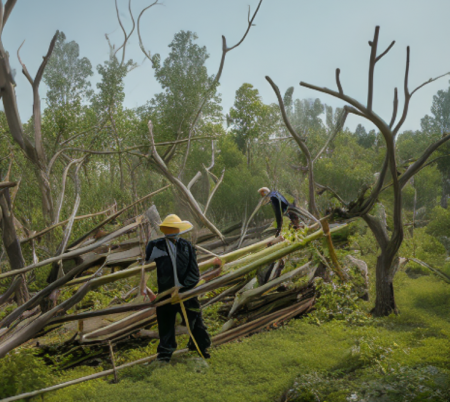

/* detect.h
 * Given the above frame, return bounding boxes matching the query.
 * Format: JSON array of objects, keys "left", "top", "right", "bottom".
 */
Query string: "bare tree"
[
  {"left": 292, "top": 26, "right": 450, "bottom": 316},
  {"left": 0, "top": 1, "right": 58, "bottom": 224}
]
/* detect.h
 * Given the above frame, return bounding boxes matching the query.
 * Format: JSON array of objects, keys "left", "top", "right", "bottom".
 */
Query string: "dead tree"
[
  {"left": 0, "top": 10, "right": 59, "bottom": 224},
  {"left": 295, "top": 26, "right": 450, "bottom": 316},
  {"left": 147, "top": 121, "right": 225, "bottom": 241},
  {"left": 0, "top": 185, "right": 29, "bottom": 306}
]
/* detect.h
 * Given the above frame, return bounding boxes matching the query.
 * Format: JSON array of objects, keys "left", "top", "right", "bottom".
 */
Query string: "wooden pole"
[{"left": 108, "top": 341, "right": 119, "bottom": 383}]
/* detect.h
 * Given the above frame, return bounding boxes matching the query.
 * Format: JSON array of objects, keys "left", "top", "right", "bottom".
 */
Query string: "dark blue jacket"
[
  {"left": 145, "top": 237, "right": 199, "bottom": 293},
  {"left": 269, "top": 191, "right": 291, "bottom": 231}
]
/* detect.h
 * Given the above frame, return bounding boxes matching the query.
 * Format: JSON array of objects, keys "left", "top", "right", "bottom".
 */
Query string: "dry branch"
[
  {"left": 67, "top": 184, "right": 170, "bottom": 249},
  {"left": 148, "top": 121, "right": 225, "bottom": 241},
  {"left": 0, "top": 221, "right": 140, "bottom": 280},
  {"left": 0, "top": 181, "right": 16, "bottom": 189}
]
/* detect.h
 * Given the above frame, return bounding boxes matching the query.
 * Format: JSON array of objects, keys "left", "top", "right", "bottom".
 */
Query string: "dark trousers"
[{"left": 156, "top": 297, "right": 211, "bottom": 361}]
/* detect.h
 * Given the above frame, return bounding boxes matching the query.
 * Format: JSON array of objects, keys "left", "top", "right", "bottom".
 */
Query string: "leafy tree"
[
  {"left": 420, "top": 82, "right": 450, "bottom": 207},
  {"left": 43, "top": 32, "right": 93, "bottom": 108},
  {"left": 229, "top": 83, "right": 278, "bottom": 166},
  {"left": 354, "top": 124, "right": 377, "bottom": 149},
  {"left": 146, "top": 31, "right": 222, "bottom": 166},
  {"left": 285, "top": 94, "right": 325, "bottom": 133}
]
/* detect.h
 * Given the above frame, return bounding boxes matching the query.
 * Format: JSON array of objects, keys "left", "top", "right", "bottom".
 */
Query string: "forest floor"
[{"left": 38, "top": 271, "right": 450, "bottom": 402}]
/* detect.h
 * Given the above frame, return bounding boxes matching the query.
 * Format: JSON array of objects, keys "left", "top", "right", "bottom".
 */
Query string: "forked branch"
[{"left": 266, "top": 75, "right": 319, "bottom": 217}]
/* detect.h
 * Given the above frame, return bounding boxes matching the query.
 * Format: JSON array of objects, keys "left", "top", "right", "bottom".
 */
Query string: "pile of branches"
[{"left": 0, "top": 190, "right": 350, "bottom": 400}]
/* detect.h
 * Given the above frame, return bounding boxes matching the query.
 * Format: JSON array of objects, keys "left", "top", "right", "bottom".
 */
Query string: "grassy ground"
[{"left": 36, "top": 271, "right": 450, "bottom": 402}]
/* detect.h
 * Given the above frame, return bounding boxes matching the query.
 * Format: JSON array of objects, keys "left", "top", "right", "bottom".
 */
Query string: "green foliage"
[
  {"left": 229, "top": 83, "right": 278, "bottom": 165},
  {"left": 426, "top": 205, "right": 450, "bottom": 238},
  {"left": 287, "top": 365, "right": 450, "bottom": 402},
  {"left": 306, "top": 277, "right": 370, "bottom": 326},
  {"left": 315, "top": 131, "right": 379, "bottom": 203},
  {"left": 43, "top": 31, "right": 94, "bottom": 107},
  {"left": 353, "top": 124, "right": 377, "bottom": 149},
  {"left": 0, "top": 350, "right": 54, "bottom": 398},
  {"left": 148, "top": 30, "right": 222, "bottom": 144}
]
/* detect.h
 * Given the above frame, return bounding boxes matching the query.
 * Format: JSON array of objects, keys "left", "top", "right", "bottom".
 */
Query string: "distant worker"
[
  {"left": 145, "top": 214, "right": 211, "bottom": 362},
  {"left": 258, "top": 187, "right": 301, "bottom": 236}
]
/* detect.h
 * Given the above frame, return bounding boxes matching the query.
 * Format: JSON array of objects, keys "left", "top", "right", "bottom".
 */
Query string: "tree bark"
[
  {"left": 0, "top": 188, "right": 29, "bottom": 305},
  {"left": 373, "top": 252, "right": 397, "bottom": 316}
]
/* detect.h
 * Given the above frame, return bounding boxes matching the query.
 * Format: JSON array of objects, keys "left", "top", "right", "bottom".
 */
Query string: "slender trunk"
[
  {"left": 118, "top": 154, "right": 125, "bottom": 192},
  {"left": 0, "top": 189, "right": 29, "bottom": 305},
  {"left": 35, "top": 167, "right": 53, "bottom": 226},
  {"left": 373, "top": 250, "right": 397, "bottom": 316},
  {"left": 363, "top": 213, "right": 401, "bottom": 317},
  {"left": 110, "top": 158, "right": 115, "bottom": 188}
]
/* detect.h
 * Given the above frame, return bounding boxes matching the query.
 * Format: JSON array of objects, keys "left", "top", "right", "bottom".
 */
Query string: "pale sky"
[{"left": 5, "top": 0, "right": 450, "bottom": 133}]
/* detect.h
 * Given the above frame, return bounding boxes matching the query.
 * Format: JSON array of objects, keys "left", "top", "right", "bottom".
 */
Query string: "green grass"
[{"left": 39, "top": 272, "right": 450, "bottom": 402}]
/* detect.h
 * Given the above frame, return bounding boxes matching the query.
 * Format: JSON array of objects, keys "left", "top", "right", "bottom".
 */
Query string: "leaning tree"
[{"left": 267, "top": 26, "right": 450, "bottom": 316}]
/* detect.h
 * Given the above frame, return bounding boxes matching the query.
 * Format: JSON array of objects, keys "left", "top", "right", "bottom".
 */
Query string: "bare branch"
[
  {"left": 375, "top": 40, "right": 395, "bottom": 62},
  {"left": 410, "top": 71, "right": 450, "bottom": 97},
  {"left": 266, "top": 75, "right": 319, "bottom": 217},
  {"left": 2, "top": 0, "right": 17, "bottom": 31},
  {"left": 228, "top": 0, "right": 263, "bottom": 51},
  {"left": 114, "top": 0, "right": 128, "bottom": 58},
  {"left": 389, "top": 87, "right": 398, "bottom": 129},
  {"left": 21, "top": 207, "right": 113, "bottom": 244},
  {"left": 35, "top": 31, "right": 58, "bottom": 88},
  {"left": 67, "top": 184, "right": 171, "bottom": 249},
  {"left": 335, "top": 68, "right": 343, "bottom": 95},
  {"left": 0, "top": 5, "right": 4, "bottom": 41},
  {"left": 114, "top": 0, "right": 136, "bottom": 66},
  {"left": 315, "top": 182, "right": 348, "bottom": 207},
  {"left": 301, "top": 82, "right": 391, "bottom": 133},
  {"left": 60, "top": 120, "right": 107, "bottom": 147},
  {"left": 0, "top": 181, "right": 16, "bottom": 189},
  {"left": 343, "top": 105, "right": 365, "bottom": 118},
  {"left": 16, "top": 40, "right": 33, "bottom": 85},
  {"left": 204, "top": 168, "right": 225, "bottom": 215},
  {"left": 137, "top": 0, "right": 160, "bottom": 65},
  {"left": 148, "top": 121, "right": 224, "bottom": 241},
  {"left": 0, "top": 267, "right": 104, "bottom": 358},
  {"left": 367, "top": 26, "right": 380, "bottom": 112},
  {"left": 187, "top": 141, "right": 215, "bottom": 189},
  {"left": 313, "top": 108, "right": 348, "bottom": 163},
  {"left": 0, "top": 221, "right": 140, "bottom": 280},
  {"left": 53, "top": 158, "right": 81, "bottom": 225},
  {"left": 180, "top": 1, "right": 263, "bottom": 160},
  {"left": 399, "top": 132, "right": 450, "bottom": 188},
  {"left": 393, "top": 46, "right": 410, "bottom": 136},
  {"left": 53, "top": 160, "right": 84, "bottom": 270}
]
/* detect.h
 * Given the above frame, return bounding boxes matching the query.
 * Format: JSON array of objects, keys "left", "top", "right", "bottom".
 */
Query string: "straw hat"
[
  {"left": 258, "top": 187, "right": 270, "bottom": 197},
  {"left": 159, "top": 214, "right": 193, "bottom": 235}
]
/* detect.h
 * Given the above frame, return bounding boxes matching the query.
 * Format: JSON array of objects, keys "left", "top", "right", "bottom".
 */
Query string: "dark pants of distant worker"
[{"left": 156, "top": 297, "right": 211, "bottom": 361}]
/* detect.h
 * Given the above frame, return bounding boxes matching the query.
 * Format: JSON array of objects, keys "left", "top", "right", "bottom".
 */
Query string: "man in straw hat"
[
  {"left": 145, "top": 214, "right": 211, "bottom": 362},
  {"left": 258, "top": 187, "right": 301, "bottom": 236}
]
